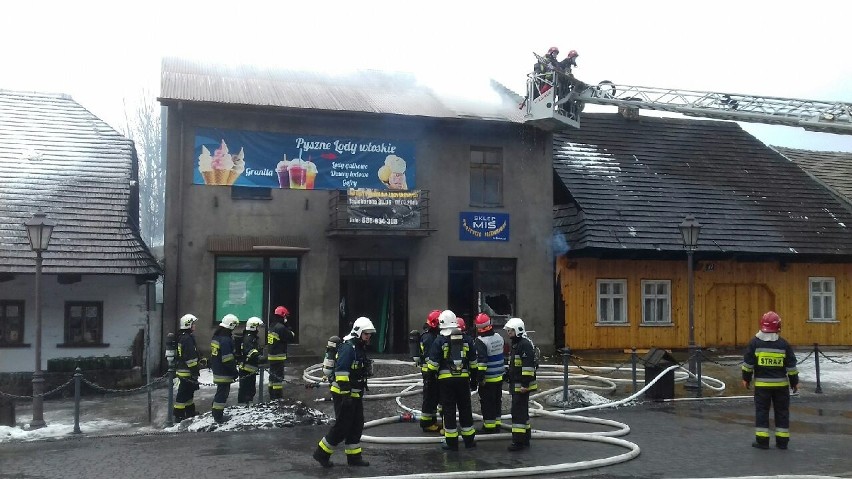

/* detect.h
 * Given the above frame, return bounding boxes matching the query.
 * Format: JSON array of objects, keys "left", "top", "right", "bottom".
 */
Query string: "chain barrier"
[
  {"left": 81, "top": 373, "right": 169, "bottom": 395},
  {"left": 567, "top": 354, "right": 633, "bottom": 376},
  {"left": 0, "top": 377, "right": 75, "bottom": 401},
  {"left": 817, "top": 349, "right": 852, "bottom": 365}
]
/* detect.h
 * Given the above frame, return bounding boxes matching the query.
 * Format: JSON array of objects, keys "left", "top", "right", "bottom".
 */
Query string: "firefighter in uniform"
[
  {"left": 427, "top": 309, "right": 478, "bottom": 451},
  {"left": 267, "top": 305, "right": 295, "bottom": 399},
  {"left": 174, "top": 313, "right": 201, "bottom": 421},
  {"left": 237, "top": 317, "right": 264, "bottom": 405},
  {"left": 742, "top": 311, "right": 799, "bottom": 450},
  {"left": 418, "top": 309, "right": 442, "bottom": 433},
  {"left": 313, "top": 316, "right": 375, "bottom": 468},
  {"left": 473, "top": 313, "right": 504, "bottom": 434},
  {"left": 505, "top": 317, "right": 537, "bottom": 451},
  {"left": 210, "top": 314, "right": 239, "bottom": 423}
]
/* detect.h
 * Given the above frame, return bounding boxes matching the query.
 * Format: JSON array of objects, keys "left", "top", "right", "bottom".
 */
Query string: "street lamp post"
[
  {"left": 24, "top": 212, "right": 55, "bottom": 429},
  {"left": 679, "top": 216, "right": 701, "bottom": 389}
]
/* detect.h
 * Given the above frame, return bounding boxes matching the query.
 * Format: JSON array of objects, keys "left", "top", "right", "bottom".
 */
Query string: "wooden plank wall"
[{"left": 557, "top": 257, "right": 852, "bottom": 350}]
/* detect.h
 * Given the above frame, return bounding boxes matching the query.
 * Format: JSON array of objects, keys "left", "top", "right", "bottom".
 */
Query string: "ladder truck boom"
[{"left": 524, "top": 70, "right": 852, "bottom": 135}]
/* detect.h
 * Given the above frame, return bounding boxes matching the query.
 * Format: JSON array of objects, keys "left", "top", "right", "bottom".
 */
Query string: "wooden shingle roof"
[
  {"left": 553, "top": 113, "right": 852, "bottom": 258},
  {"left": 0, "top": 90, "right": 161, "bottom": 276},
  {"left": 775, "top": 147, "right": 852, "bottom": 204}
]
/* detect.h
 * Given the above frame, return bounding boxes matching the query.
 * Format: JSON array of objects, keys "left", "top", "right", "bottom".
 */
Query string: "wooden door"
[{"left": 706, "top": 284, "right": 775, "bottom": 348}]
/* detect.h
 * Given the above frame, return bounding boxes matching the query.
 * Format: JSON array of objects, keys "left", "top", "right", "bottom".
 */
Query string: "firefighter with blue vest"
[
  {"left": 417, "top": 309, "right": 442, "bottom": 432},
  {"left": 505, "top": 317, "right": 537, "bottom": 451},
  {"left": 473, "top": 313, "right": 504, "bottom": 434},
  {"left": 267, "top": 305, "right": 295, "bottom": 399},
  {"left": 174, "top": 313, "right": 200, "bottom": 421},
  {"left": 742, "top": 311, "right": 799, "bottom": 450},
  {"left": 210, "top": 314, "right": 239, "bottom": 423},
  {"left": 313, "top": 316, "right": 375, "bottom": 468},
  {"left": 427, "top": 309, "right": 478, "bottom": 451},
  {"left": 237, "top": 317, "right": 264, "bottom": 405}
]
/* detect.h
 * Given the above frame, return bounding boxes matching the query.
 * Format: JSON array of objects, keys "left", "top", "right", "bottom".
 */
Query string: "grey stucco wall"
[{"left": 164, "top": 104, "right": 555, "bottom": 358}]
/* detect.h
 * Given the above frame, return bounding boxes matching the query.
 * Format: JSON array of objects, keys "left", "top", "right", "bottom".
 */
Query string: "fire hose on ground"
[{"left": 303, "top": 358, "right": 732, "bottom": 479}]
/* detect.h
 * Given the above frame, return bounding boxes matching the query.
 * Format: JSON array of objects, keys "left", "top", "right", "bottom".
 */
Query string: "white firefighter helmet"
[
  {"left": 504, "top": 317, "right": 526, "bottom": 337},
  {"left": 438, "top": 309, "right": 459, "bottom": 335},
  {"left": 350, "top": 316, "right": 377, "bottom": 338},
  {"left": 245, "top": 317, "right": 263, "bottom": 332},
  {"left": 219, "top": 314, "right": 240, "bottom": 330},
  {"left": 179, "top": 313, "right": 198, "bottom": 330}
]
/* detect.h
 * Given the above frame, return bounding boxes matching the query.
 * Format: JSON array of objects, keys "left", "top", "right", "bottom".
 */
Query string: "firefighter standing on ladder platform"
[
  {"left": 742, "top": 311, "right": 799, "bottom": 450},
  {"left": 427, "top": 309, "right": 478, "bottom": 451},
  {"left": 267, "top": 305, "right": 295, "bottom": 399}
]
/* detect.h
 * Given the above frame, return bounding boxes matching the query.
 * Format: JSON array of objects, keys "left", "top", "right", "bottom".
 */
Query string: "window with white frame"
[
  {"left": 641, "top": 280, "right": 671, "bottom": 324},
  {"left": 597, "top": 279, "right": 627, "bottom": 324},
  {"left": 809, "top": 277, "right": 836, "bottom": 321}
]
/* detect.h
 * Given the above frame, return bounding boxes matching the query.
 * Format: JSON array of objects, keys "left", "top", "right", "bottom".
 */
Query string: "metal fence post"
[
  {"left": 696, "top": 348, "right": 703, "bottom": 398},
  {"left": 73, "top": 367, "right": 82, "bottom": 434},
  {"left": 258, "top": 364, "right": 265, "bottom": 403},
  {"left": 561, "top": 347, "right": 570, "bottom": 403},
  {"left": 631, "top": 348, "right": 638, "bottom": 394},
  {"left": 814, "top": 343, "right": 822, "bottom": 394}
]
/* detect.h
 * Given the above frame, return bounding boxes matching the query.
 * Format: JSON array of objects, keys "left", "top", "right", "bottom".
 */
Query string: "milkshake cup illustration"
[
  {"left": 276, "top": 156, "right": 290, "bottom": 189},
  {"left": 289, "top": 160, "right": 307, "bottom": 189},
  {"left": 305, "top": 158, "right": 317, "bottom": 189}
]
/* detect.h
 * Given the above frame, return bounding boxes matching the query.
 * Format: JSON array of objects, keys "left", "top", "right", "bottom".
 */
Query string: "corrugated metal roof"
[
  {"left": 553, "top": 113, "right": 852, "bottom": 257},
  {"left": 159, "top": 57, "right": 526, "bottom": 123},
  {"left": 775, "top": 147, "right": 852, "bottom": 204},
  {"left": 0, "top": 90, "right": 161, "bottom": 275}
]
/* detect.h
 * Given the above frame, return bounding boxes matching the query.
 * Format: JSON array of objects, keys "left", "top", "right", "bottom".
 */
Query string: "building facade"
[{"left": 160, "top": 59, "right": 555, "bottom": 356}]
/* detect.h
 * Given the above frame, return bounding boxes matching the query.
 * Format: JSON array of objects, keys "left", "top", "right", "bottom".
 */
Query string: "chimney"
[{"left": 618, "top": 105, "right": 640, "bottom": 120}]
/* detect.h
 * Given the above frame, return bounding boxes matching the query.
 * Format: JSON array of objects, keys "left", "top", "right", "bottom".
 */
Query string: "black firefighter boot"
[
  {"left": 185, "top": 403, "right": 197, "bottom": 418},
  {"left": 508, "top": 431, "right": 528, "bottom": 451},
  {"left": 312, "top": 446, "right": 334, "bottom": 468},
  {"left": 441, "top": 436, "right": 459, "bottom": 451},
  {"left": 524, "top": 428, "right": 532, "bottom": 448},
  {"left": 752, "top": 436, "right": 770, "bottom": 450},
  {"left": 211, "top": 409, "right": 226, "bottom": 424},
  {"left": 463, "top": 434, "right": 477, "bottom": 449},
  {"left": 776, "top": 436, "right": 789, "bottom": 450},
  {"left": 172, "top": 408, "right": 185, "bottom": 423}
]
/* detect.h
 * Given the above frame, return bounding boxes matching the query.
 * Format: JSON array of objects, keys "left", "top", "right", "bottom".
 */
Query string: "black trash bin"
[
  {"left": 0, "top": 397, "right": 15, "bottom": 427},
  {"left": 643, "top": 348, "right": 678, "bottom": 400}
]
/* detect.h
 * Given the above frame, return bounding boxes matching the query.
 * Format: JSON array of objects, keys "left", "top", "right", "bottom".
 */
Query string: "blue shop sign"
[
  {"left": 193, "top": 127, "right": 416, "bottom": 191},
  {"left": 459, "top": 212, "right": 509, "bottom": 242}
]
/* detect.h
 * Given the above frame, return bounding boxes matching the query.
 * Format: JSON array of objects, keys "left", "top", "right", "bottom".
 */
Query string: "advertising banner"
[
  {"left": 459, "top": 212, "right": 510, "bottom": 242},
  {"left": 193, "top": 127, "right": 416, "bottom": 191},
  {"left": 347, "top": 189, "right": 422, "bottom": 229}
]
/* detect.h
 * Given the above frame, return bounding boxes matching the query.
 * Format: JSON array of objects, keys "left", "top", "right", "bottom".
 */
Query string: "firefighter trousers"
[
  {"left": 174, "top": 377, "right": 197, "bottom": 420},
  {"left": 439, "top": 377, "right": 475, "bottom": 448},
  {"left": 316, "top": 394, "right": 366, "bottom": 464},
  {"left": 268, "top": 360, "right": 285, "bottom": 399},
  {"left": 237, "top": 374, "right": 257, "bottom": 404},
  {"left": 420, "top": 373, "right": 440, "bottom": 429},
  {"left": 478, "top": 380, "right": 503, "bottom": 431},
  {"left": 510, "top": 390, "right": 531, "bottom": 445},
  {"left": 754, "top": 386, "right": 790, "bottom": 447}
]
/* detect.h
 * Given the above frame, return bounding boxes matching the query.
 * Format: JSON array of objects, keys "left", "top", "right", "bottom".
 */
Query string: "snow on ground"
[{"left": 164, "top": 399, "right": 329, "bottom": 433}]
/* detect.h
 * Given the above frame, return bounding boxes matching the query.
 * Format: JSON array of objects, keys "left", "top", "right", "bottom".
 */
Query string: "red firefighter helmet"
[
  {"left": 760, "top": 311, "right": 781, "bottom": 333},
  {"left": 274, "top": 306, "right": 290, "bottom": 317},
  {"left": 566, "top": 49, "right": 579, "bottom": 59},
  {"left": 457, "top": 317, "right": 466, "bottom": 331},
  {"left": 426, "top": 309, "right": 441, "bottom": 328},
  {"left": 547, "top": 47, "right": 559, "bottom": 56},
  {"left": 474, "top": 313, "right": 492, "bottom": 331}
]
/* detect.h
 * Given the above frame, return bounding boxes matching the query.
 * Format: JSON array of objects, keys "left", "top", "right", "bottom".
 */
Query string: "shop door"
[
  {"left": 268, "top": 257, "right": 300, "bottom": 343},
  {"left": 339, "top": 259, "right": 408, "bottom": 354}
]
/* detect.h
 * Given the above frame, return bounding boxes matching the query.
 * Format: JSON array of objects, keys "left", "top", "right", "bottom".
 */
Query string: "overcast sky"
[{"left": 1, "top": 0, "right": 850, "bottom": 151}]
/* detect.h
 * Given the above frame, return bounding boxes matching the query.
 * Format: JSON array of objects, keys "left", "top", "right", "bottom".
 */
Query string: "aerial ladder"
[{"left": 523, "top": 61, "right": 852, "bottom": 135}]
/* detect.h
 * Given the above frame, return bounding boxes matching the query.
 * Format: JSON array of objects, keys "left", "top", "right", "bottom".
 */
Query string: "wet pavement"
[{"left": 2, "top": 355, "right": 851, "bottom": 478}]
